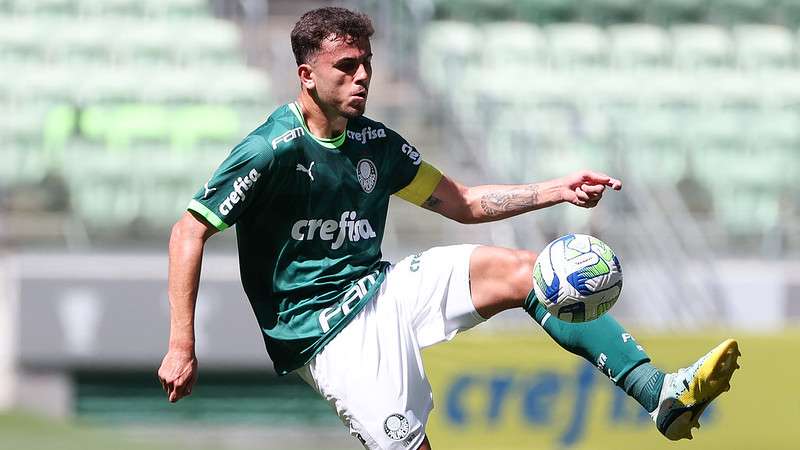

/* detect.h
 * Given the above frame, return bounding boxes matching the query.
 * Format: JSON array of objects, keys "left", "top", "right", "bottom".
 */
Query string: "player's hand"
[
  {"left": 157, "top": 348, "right": 198, "bottom": 403},
  {"left": 559, "top": 170, "right": 622, "bottom": 208}
]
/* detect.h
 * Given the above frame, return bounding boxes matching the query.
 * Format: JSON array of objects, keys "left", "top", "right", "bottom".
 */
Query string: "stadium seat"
[
  {"left": 706, "top": 0, "right": 772, "bottom": 25},
  {"left": 0, "top": 18, "right": 46, "bottom": 63},
  {"left": 79, "top": 104, "right": 171, "bottom": 150},
  {"left": 202, "top": 68, "right": 271, "bottom": 105},
  {"left": 545, "top": 23, "right": 608, "bottom": 68},
  {"left": 514, "top": 0, "right": 577, "bottom": 23},
  {"left": 11, "top": 0, "right": 76, "bottom": 16},
  {"left": 419, "top": 21, "right": 481, "bottom": 91},
  {"left": 111, "top": 20, "right": 176, "bottom": 64},
  {"left": 733, "top": 24, "right": 796, "bottom": 69},
  {"left": 75, "top": 0, "right": 147, "bottom": 17},
  {"left": 145, "top": 0, "right": 209, "bottom": 18},
  {"left": 173, "top": 19, "right": 242, "bottom": 66},
  {"left": 671, "top": 24, "right": 735, "bottom": 69},
  {"left": 641, "top": 0, "right": 706, "bottom": 24},
  {"left": 576, "top": 0, "right": 641, "bottom": 25},
  {"left": 480, "top": 22, "right": 547, "bottom": 69},
  {"left": 171, "top": 105, "right": 241, "bottom": 151},
  {"left": 48, "top": 21, "right": 113, "bottom": 65},
  {"left": 608, "top": 24, "right": 671, "bottom": 68}
]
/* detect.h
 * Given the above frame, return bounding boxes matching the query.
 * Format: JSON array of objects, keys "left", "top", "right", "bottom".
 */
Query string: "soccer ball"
[{"left": 532, "top": 233, "right": 622, "bottom": 323}]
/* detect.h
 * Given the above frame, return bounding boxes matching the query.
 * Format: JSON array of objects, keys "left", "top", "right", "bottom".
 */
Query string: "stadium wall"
[{"left": 0, "top": 252, "right": 795, "bottom": 420}]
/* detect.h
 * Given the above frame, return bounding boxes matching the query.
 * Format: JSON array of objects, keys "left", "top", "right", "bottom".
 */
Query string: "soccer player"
[{"left": 158, "top": 7, "right": 740, "bottom": 450}]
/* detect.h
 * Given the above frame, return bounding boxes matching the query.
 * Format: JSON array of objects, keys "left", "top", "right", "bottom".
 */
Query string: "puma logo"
[
  {"left": 203, "top": 182, "right": 217, "bottom": 199},
  {"left": 296, "top": 161, "right": 315, "bottom": 182}
]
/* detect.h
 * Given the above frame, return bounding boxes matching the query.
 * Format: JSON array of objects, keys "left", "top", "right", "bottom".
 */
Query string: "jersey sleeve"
[
  {"left": 394, "top": 160, "right": 443, "bottom": 205},
  {"left": 381, "top": 128, "right": 443, "bottom": 205},
  {"left": 187, "top": 134, "right": 275, "bottom": 231}
]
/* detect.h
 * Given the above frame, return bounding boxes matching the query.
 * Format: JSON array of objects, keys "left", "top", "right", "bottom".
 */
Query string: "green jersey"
[{"left": 188, "top": 102, "right": 426, "bottom": 374}]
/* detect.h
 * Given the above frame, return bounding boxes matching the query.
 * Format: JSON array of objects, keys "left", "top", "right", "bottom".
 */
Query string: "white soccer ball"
[{"left": 532, "top": 233, "right": 623, "bottom": 323}]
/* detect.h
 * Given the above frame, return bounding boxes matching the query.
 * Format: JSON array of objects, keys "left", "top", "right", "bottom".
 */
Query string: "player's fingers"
[
  {"left": 607, "top": 177, "right": 622, "bottom": 190},
  {"left": 574, "top": 187, "right": 589, "bottom": 201},
  {"left": 581, "top": 170, "right": 611, "bottom": 184},
  {"left": 581, "top": 184, "right": 605, "bottom": 195}
]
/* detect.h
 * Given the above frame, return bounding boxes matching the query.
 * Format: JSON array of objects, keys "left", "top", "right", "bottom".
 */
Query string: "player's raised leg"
[{"left": 467, "top": 245, "right": 740, "bottom": 440}]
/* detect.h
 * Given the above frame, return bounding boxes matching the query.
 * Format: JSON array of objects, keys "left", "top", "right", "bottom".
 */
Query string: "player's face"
[{"left": 308, "top": 35, "right": 372, "bottom": 118}]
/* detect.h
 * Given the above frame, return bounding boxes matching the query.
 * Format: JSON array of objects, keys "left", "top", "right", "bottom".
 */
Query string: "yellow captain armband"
[{"left": 395, "top": 161, "right": 443, "bottom": 206}]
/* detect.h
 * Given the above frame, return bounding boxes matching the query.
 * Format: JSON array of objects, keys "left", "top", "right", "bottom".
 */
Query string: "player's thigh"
[
  {"left": 297, "top": 293, "right": 430, "bottom": 450},
  {"left": 469, "top": 245, "right": 536, "bottom": 318}
]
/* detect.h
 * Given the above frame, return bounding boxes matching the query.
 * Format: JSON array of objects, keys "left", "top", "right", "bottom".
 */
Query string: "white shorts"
[{"left": 296, "top": 245, "right": 485, "bottom": 450}]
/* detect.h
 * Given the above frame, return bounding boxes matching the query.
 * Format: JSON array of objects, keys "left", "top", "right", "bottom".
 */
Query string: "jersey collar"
[{"left": 289, "top": 102, "right": 347, "bottom": 149}]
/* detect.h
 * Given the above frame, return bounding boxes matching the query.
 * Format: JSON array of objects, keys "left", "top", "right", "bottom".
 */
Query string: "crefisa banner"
[{"left": 424, "top": 332, "right": 796, "bottom": 450}]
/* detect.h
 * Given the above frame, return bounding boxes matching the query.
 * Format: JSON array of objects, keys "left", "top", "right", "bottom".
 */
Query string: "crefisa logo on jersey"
[
  {"left": 347, "top": 126, "right": 386, "bottom": 144},
  {"left": 291, "top": 211, "right": 377, "bottom": 250},
  {"left": 384, "top": 414, "right": 411, "bottom": 441},
  {"left": 218, "top": 169, "right": 261, "bottom": 216},
  {"left": 356, "top": 159, "right": 378, "bottom": 193}
]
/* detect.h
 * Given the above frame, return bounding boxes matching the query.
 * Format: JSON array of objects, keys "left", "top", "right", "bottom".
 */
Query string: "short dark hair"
[{"left": 290, "top": 7, "right": 374, "bottom": 66}]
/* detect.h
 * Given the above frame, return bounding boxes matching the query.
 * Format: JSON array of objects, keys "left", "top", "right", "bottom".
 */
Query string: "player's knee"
[{"left": 509, "top": 249, "right": 536, "bottom": 301}]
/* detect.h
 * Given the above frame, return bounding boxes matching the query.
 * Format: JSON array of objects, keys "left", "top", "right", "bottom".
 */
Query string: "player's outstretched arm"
[
  {"left": 157, "top": 211, "right": 218, "bottom": 403},
  {"left": 421, "top": 170, "right": 622, "bottom": 224}
]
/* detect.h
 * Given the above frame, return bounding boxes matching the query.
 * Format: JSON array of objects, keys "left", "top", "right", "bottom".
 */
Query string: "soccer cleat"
[{"left": 650, "top": 339, "right": 741, "bottom": 441}]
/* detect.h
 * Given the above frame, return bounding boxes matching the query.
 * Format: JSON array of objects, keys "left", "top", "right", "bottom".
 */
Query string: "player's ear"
[{"left": 298, "top": 64, "right": 315, "bottom": 90}]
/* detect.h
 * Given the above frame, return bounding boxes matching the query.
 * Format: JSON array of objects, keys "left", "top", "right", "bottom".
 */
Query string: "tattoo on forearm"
[
  {"left": 422, "top": 195, "right": 442, "bottom": 209},
  {"left": 479, "top": 184, "right": 539, "bottom": 217}
]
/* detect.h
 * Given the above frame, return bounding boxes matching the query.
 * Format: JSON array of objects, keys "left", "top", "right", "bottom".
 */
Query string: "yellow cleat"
[{"left": 650, "top": 339, "right": 741, "bottom": 441}]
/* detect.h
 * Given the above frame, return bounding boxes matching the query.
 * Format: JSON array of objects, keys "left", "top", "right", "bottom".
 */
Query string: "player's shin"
[{"left": 523, "top": 292, "right": 665, "bottom": 412}]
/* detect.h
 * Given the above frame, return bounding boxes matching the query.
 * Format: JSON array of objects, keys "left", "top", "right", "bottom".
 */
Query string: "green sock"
[
  {"left": 523, "top": 292, "right": 656, "bottom": 404},
  {"left": 620, "top": 362, "right": 666, "bottom": 413}
]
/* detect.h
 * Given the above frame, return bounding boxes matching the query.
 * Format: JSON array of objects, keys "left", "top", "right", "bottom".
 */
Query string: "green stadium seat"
[
  {"left": 67, "top": 153, "right": 141, "bottom": 228},
  {"left": 76, "top": 0, "right": 145, "bottom": 17},
  {"left": 49, "top": 21, "right": 113, "bottom": 64},
  {"left": 42, "top": 104, "right": 77, "bottom": 155},
  {"left": 514, "top": 0, "right": 577, "bottom": 23},
  {"left": 671, "top": 24, "right": 735, "bottom": 69},
  {"left": 733, "top": 24, "right": 795, "bottom": 69},
  {"left": 706, "top": 0, "right": 772, "bottom": 25},
  {"left": 79, "top": 68, "right": 144, "bottom": 103},
  {"left": 433, "top": 0, "right": 516, "bottom": 22},
  {"left": 608, "top": 24, "right": 671, "bottom": 67},
  {"left": 713, "top": 182, "right": 780, "bottom": 234},
  {"left": 174, "top": 19, "right": 242, "bottom": 66},
  {"left": 15, "top": 65, "right": 77, "bottom": 104},
  {"left": 745, "top": 111, "right": 800, "bottom": 147},
  {"left": 79, "top": 104, "right": 171, "bottom": 150},
  {"left": 0, "top": 18, "right": 46, "bottom": 63},
  {"left": 111, "top": 20, "right": 176, "bottom": 64},
  {"left": 171, "top": 105, "right": 240, "bottom": 151},
  {"left": 641, "top": 0, "right": 706, "bottom": 25},
  {"left": 147, "top": 0, "right": 210, "bottom": 18},
  {"left": 775, "top": 0, "right": 800, "bottom": 27},
  {"left": 202, "top": 68, "right": 271, "bottom": 105},
  {"left": 480, "top": 22, "right": 546, "bottom": 68},
  {"left": 759, "top": 69, "right": 800, "bottom": 109},
  {"left": 11, "top": 0, "right": 76, "bottom": 16},
  {"left": 419, "top": 21, "right": 481, "bottom": 91},
  {"left": 577, "top": 0, "right": 641, "bottom": 25},
  {"left": 545, "top": 23, "right": 609, "bottom": 68}
]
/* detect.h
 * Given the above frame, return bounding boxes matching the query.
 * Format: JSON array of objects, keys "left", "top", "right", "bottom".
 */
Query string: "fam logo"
[
  {"left": 356, "top": 159, "right": 378, "bottom": 193},
  {"left": 347, "top": 126, "right": 386, "bottom": 144},
  {"left": 272, "top": 127, "right": 304, "bottom": 149}
]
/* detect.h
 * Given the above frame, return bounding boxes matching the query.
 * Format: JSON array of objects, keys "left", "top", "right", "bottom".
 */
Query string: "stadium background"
[{"left": 0, "top": 0, "right": 797, "bottom": 449}]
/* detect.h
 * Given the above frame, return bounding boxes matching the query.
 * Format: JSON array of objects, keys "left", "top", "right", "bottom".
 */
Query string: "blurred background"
[{"left": 0, "top": 0, "right": 798, "bottom": 449}]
